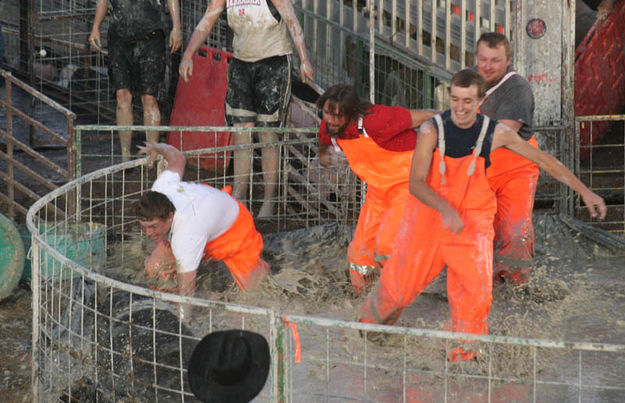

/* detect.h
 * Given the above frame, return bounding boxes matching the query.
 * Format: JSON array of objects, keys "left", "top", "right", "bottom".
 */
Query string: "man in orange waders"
[
  {"left": 135, "top": 143, "right": 269, "bottom": 307},
  {"left": 359, "top": 69, "right": 607, "bottom": 361},
  {"left": 316, "top": 84, "right": 437, "bottom": 294},
  {"left": 476, "top": 32, "right": 539, "bottom": 285}
]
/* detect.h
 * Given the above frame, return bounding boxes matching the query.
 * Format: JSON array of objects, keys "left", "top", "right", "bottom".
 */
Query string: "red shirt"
[{"left": 319, "top": 104, "right": 415, "bottom": 152}]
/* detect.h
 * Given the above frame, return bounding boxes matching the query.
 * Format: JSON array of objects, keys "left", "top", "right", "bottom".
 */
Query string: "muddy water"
[
  {"left": 96, "top": 215, "right": 625, "bottom": 401},
  {"left": 103, "top": 216, "right": 625, "bottom": 347},
  {"left": 3, "top": 215, "right": 625, "bottom": 401}
]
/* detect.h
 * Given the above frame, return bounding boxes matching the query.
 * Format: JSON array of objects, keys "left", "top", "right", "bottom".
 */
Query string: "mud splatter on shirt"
[{"left": 108, "top": 0, "right": 170, "bottom": 41}]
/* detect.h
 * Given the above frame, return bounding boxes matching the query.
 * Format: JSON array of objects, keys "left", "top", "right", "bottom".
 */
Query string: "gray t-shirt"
[{"left": 480, "top": 73, "right": 534, "bottom": 141}]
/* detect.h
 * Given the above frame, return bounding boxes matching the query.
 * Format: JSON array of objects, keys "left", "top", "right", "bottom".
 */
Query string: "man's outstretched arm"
[
  {"left": 492, "top": 124, "right": 607, "bottom": 219},
  {"left": 410, "top": 109, "right": 439, "bottom": 128}
]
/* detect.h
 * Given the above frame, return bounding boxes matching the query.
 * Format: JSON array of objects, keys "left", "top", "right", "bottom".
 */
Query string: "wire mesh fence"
[
  {"left": 282, "top": 314, "right": 625, "bottom": 402},
  {"left": 575, "top": 114, "right": 625, "bottom": 234},
  {"left": 27, "top": 133, "right": 625, "bottom": 402},
  {"left": 1, "top": 0, "right": 462, "bottom": 126},
  {"left": 75, "top": 125, "right": 362, "bottom": 231}
]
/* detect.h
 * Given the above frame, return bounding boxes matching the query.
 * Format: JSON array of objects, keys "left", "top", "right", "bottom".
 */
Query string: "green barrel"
[
  {"left": 17, "top": 224, "right": 32, "bottom": 281},
  {"left": 0, "top": 214, "right": 25, "bottom": 300},
  {"left": 38, "top": 222, "right": 106, "bottom": 279}
]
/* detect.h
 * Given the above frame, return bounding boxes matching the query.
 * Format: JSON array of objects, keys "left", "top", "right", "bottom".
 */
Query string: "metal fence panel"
[
  {"left": 574, "top": 115, "right": 625, "bottom": 235},
  {"left": 27, "top": 130, "right": 625, "bottom": 401}
]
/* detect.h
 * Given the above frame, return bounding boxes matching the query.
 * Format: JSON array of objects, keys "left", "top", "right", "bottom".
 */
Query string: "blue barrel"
[{"left": 0, "top": 214, "right": 25, "bottom": 300}]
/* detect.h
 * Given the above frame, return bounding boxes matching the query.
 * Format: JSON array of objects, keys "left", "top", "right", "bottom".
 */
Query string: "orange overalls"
[
  {"left": 487, "top": 137, "right": 539, "bottom": 285},
  {"left": 202, "top": 199, "right": 269, "bottom": 291},
  {"left": 335, "top": 117, "right": 413, "bottom": 293},
  {"left": 360, "top": 114, "right": 497, "bottom": 361},
  {"left": 144, "top": 188, "right": 268, "bottom": 292}
]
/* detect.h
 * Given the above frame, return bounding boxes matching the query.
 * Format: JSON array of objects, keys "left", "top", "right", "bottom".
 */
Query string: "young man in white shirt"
[{"left": 136, "top": 142, "right": 269, "bottom": 298}]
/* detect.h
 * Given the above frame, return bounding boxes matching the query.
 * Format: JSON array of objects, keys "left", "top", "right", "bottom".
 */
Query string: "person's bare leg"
[
  {"left": 116, "top": 89, "right": 133, "bottom": 161},
  {"left": 232, "top": 122, "right": 255, "bottom": 203},
  {"left": 141, "top": 94, "right": 161, "bottom": 144},
  {"left": 257, "top": 131, "right": 279, "bottom": 218}
]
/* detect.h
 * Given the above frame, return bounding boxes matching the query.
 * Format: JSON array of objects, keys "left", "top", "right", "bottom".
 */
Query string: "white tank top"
[{"left": 226, "top": 0, "right": 293, "bottom": 62}]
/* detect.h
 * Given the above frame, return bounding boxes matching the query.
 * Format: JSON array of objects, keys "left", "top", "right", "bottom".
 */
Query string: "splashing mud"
[{"left": 3, "top": 215, "right": 625, "bottom": 401}]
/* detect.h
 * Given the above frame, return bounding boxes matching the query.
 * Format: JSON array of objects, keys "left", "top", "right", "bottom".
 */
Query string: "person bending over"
[{"left": 136, "top": 143, "right": 270, "bottom": 304}]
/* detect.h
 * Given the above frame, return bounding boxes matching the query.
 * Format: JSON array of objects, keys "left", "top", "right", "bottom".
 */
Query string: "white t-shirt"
[
  {"left": 226, "top": 0, "right": 292, "bottom": 62},
  {"left": 151, "top": 170, "right": 239, "bottom": 273}
]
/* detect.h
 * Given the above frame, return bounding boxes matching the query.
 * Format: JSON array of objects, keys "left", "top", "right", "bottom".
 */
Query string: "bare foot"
[{"left": 257, "top": 201, "right": 274, "bottom": 218}]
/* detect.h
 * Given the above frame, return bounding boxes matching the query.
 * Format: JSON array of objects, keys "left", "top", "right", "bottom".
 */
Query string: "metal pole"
[
  {"left": 31, "top": 237, "right": 41, "bottom": 402},
  {"left": 368, "top": 0, "right": 375, "bottom": 103},
  {"left": 6, "top": 77, "right": 14, "bottom": 220}
]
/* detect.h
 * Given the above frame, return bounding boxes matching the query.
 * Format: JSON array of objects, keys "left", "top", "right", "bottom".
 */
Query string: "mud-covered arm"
[
  {"left": 410, "top": 109, "right": 439, "bottom": 128},
  {"left": 89, "top": 0, "right": 108, "bottom": 52},
  {"left": 409, "top": 121, "right": 464, "bottom": 233},
  {"left": 497, "top": 119, "right": 522, "bottom": 133},
  {"left": 166, "top": 0, "right": 183, "bottom": 53},
  {"left": 179, "top": 0, "right": 226, "bottom": 82},
  {"left": 177, "top": 271, "right": 197, "bottom": 297},
  {"left": 271, "top": 0, "right": 314, "bottom": 82},
  {"left": 492, "top": 123, "right": 607, "bottom": 219},
  {"left": 137, "top": 142, "right": 187, "bottom": 178}
]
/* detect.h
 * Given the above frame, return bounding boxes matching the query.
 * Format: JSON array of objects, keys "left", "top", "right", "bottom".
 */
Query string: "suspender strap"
[
  {"left": 467, "top": 116, "right": 490, "bottom": 177},
  {"left": 485, "top": 71, "right": 518, "bottom": 98},
  {"left": 434, "top": 114, "right": 490, "bottom": 183},
  {"left": 357, "top": 117, "right": 370, "bottom": 137},
  {"left": 433, "top": 114, "right": 446, "bottom": 184}
]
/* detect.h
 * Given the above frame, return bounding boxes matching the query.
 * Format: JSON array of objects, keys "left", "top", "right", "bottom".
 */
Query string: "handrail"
[
  {"left": 0, "top": 69, "right": 76, "bottom": 220},
  {"left": 0, "top": 70, "right": 76, "bottom": 118}
]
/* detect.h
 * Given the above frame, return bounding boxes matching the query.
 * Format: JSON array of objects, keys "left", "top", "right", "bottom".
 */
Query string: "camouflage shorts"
[
  {"left": 225, "top": 54, "right": 292, "bottom": 127},
  {"left": 108, "top": 30, "right": 166, "bottom": 96}
]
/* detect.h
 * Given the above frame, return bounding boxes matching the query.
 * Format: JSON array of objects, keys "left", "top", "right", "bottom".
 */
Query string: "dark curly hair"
[{"left": 316, "top": 84, "right": 373, "bottom": 123}]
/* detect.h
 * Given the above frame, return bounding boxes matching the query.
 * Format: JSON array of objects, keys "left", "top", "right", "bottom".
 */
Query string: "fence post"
[
  {"left": 6, "top": 77, "right": 14, "bottom": 220},
  {"left": 75, "top": 126, "right": 82, "bottom": 222},
  {"left": 30, "top": 233, "right": 41, "bottom": 402},
  {"left": 67, "top": 115, "right": 76, "bottom": 219},
  {"left": 271, "top": 312, "right": 288, "bottom": 402}
]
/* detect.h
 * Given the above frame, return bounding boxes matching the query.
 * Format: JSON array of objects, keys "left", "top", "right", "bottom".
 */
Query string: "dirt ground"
[{"left": 0, "top": 286, "right": 33, "bottom": 402}]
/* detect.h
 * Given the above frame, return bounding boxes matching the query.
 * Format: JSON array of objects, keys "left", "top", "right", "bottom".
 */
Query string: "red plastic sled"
[
  {"left": 574, "top": 1, "right": 625, "bottom": 159},
  {"left": 168, "top": 47, "right": 233, "bottom": 171}
]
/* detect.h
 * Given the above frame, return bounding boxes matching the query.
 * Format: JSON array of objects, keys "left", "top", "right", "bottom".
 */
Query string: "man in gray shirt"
[{"left": 475, "top": 32, "right": 539, "bottom": 285}]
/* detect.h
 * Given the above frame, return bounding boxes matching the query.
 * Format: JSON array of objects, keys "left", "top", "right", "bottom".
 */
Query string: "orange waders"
[
  {"left": 337, "top": 117, "right": 413, "bottom": 293},
  {"left": 487, "top": 136, "right": 539, "bottom": 285},
  {"left": 203, "top": 199, "right": 269, "bottom": 291},
  {"left": 360, "top": 115, "right": 497, "bottom": 361}
]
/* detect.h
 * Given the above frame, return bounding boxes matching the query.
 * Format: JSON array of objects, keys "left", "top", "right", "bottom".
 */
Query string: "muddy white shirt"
[
  {"left": 226, "top": 0, "right": 292, "bottom": 62},
  {"left": 151, "top": 170, "right": 239, "bottom": 273}
]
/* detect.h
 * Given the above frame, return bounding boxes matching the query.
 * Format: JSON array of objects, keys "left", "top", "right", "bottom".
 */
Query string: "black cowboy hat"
[{"left": 187, "top": 330, "right": 270, "bottom": 403}]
